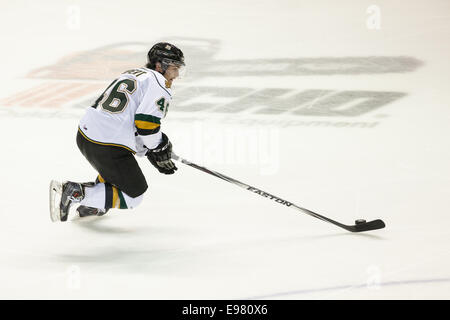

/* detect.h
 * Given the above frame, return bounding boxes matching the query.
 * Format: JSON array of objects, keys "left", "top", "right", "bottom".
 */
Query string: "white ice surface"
[{"left": 0, "top": 0, "right": 449, "bottom": 299}]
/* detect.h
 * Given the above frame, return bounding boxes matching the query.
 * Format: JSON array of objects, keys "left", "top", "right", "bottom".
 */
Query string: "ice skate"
[
  {"left": 76, "top": 205, "right": 108, "bottom": 218},
  {"left": 49, "top": 180, "right": 85, "bottom": 222}
]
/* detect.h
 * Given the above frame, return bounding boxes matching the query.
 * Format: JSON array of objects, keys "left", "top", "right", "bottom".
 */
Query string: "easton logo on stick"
[{"left": 247, "top": 187, "right": 292, "bottom": 206}]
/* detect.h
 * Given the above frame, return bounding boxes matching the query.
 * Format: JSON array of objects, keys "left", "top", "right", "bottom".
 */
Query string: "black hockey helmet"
[{"left": 147, "top": 42, "right": 185, "bottom": 72}]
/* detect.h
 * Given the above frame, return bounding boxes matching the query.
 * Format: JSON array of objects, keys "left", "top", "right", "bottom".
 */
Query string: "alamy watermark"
[
  {"left": 66, "top": 5, "right": 81, "bottom": 30},
  {"left": 366, "top": 5, "right": 381, "bottom": 30},
  {"left": 172, "top": 121, "right": 280, "bottom": 176},
  {"left": 366, "top": 265, "right": 382, "bottom": 290},
  {"left": 66, "top": 265, "right": 81, "bottom": 290}
]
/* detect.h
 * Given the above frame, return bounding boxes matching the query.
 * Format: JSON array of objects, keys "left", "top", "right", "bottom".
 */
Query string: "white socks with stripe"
[
  {"left": 80, "top": 183, "right": 106, "bottom": 209},
  {"left": 79, "top": 183, "right": 144, "bottom": 210}
]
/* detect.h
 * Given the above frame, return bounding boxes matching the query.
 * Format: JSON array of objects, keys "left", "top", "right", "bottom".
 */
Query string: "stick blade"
[{"left": 348, "top": 219, "right": 386, "bottom": 232}]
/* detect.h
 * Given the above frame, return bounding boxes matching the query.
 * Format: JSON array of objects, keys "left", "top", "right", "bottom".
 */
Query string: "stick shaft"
[{"left": 172, "top": 153, "right": 351, "bottom": 231}]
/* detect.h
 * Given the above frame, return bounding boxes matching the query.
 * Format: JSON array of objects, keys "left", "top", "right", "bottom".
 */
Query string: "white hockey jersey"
[{"left": 79, "top": 67, "right": 172, "bottom": 156}]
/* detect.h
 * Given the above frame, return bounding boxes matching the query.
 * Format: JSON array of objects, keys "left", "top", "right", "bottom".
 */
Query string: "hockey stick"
[{"left": 172, "top": 153, "right": 385, "bottom": 233}]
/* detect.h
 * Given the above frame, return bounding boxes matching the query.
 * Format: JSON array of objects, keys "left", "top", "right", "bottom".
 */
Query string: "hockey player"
[{"left": 49, "top": 42, "right": 185, "bottom": 222}]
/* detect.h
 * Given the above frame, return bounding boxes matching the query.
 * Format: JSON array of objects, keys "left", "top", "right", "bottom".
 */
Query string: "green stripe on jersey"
[{"left": 135, "top": 114, "right": 161, "bottom": 124}]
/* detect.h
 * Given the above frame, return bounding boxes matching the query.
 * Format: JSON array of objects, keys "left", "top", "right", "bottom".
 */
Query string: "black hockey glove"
[{"left": 146, "top": 133, "right": 177, "bottom": 175}]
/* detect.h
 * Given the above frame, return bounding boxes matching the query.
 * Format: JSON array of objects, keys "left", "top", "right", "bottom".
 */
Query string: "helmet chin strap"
[
  {"left": 155, "top": 61, "right": 169, "bottom": 75},
  {"left": 155, "top": 62, "right": 172, "bottom": 87},
  {"left": 161, "top": 60, "right": 170, "bottom": 74}
]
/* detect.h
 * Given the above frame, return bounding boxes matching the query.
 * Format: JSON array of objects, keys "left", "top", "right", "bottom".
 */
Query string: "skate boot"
[
  {"left": 76, "top": 205, "right": 109, "bottom": 217},
  {"left": 59, "top": 181, "right": 85, "bottom": 221}
]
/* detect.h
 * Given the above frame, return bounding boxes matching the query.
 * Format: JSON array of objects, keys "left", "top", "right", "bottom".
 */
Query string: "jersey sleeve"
[{"left": 134, "top": 79, "right": 166, "bottom": 151}]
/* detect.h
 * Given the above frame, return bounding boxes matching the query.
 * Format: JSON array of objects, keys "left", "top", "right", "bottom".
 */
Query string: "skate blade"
[{"left": 49, "top": 180, "right": 62, "bottom": 222}]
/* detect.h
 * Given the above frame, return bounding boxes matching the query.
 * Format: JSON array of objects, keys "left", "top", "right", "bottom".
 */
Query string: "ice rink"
[{"left": 0, "top": 0, "right": 449, "bottom": 299}]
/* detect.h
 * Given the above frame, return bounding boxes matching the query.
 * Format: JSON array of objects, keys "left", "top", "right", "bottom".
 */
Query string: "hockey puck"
[{"left": 355, "top": 219, "right": 366, "bottom": 225}]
